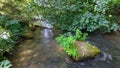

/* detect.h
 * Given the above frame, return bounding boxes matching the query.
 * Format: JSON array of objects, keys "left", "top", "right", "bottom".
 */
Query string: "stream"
[{"left": 10, "top": 27, "right": 120, "bottom": 68}]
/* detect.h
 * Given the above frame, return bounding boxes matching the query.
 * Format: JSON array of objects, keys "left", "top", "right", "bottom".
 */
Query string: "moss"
[
  {"left": 73, "top": 41, "right": 101, "bottom": 61},
  {"left": 86, "top": 42, "right": 100, "bottom": 57}
]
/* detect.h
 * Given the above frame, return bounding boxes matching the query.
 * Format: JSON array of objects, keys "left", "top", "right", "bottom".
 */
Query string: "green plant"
[
  {"left": 56, "top": 35, "right": 78, "bottom": 58},
  {"left": 74, "top": 29, "right": 88, "bottom": 41},
  {"left": 0, "top": 37, "right": 15, "bottom": 60},
  {"left": 0, "top": 0, "right": 36, "bottom": 21},
  {"left": 0, "top": 0, "right": 40, "bottom": 66},
  {"left": 108, "top": 0, "right": 120, "bottom": 23},
  {"left": 0, "top": 59, "right": 12, "bottom": 68},
  {"left": 56, "top": 29, "right": 88, "bottom": 58},
  {"left": 0, "top": 15, "right": 27, "bottom": 63},
  {"left": 0, "top": 15, "right": 27, "bottom": 39},
  {"left": 35, "top": 0, "right": 119, "bottom": 32}
]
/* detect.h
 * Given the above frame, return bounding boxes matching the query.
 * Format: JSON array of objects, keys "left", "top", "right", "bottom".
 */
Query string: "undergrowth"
[{"left": 0, "top": 15, "right": 28, "bottom": 67}]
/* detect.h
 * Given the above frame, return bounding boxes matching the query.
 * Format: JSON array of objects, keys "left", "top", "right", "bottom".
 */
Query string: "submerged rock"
[{"left": 73, "top": 41, "right": 100, "bottom": 61}]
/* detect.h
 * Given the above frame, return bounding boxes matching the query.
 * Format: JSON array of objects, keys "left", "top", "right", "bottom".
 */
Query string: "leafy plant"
[
  {"left": 74, "top": 29, "right": 88, "bottom": 41},
  {"left": 35, "top": 0, "right": 119, "bottom": 32},
  {"left": 0, "top": 59, "right": 12, "bottom": 68},
  {"left": 0, "top": 38, "right": 15, "bottom": 60},
  {"left": 0, "top": 15, "right": 27, "bottom": 40},
  {"left": 0, "top": 0, "right": 36, "bottom": 21},
  {"left": 56, "top": 29, "right": 88, "bottom": 58},
  {"left": 0, "top": 15, "right": 27, "bottom": 62},
  {"left": 0, "top": 0, "right": 41, "bottom": 66},
  {"left": 56, "top": 35, "right": 78, "bottom": 58},
  {"left": 108, "top": 0, "right": 120, "bottom": 23}
]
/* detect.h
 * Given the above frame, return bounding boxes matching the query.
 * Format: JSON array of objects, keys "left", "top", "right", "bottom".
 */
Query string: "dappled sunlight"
[
  {"left": 19, "top": 57, "right": 26, "bottom": 61},
  {"left": 10, "top": 28, "right": 67, "bottom": 68},
  {"left": 20, "top": 50, "right": 33, "bottom": 55}
]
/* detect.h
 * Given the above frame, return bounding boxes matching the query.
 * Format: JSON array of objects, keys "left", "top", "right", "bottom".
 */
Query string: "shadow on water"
[{"left": 10, "top": 28, "right": 120, "bottom": 68}]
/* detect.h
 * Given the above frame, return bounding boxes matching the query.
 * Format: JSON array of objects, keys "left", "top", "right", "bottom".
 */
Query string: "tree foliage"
[
  {"left": 0, "top": 0, "right": 37, "bottom": 21},
  {"left": 0, "top": 15, "right": 27, "bottom": 61},
  {"left": 35, "top": 0, "right": 119, "bottom": 32}
]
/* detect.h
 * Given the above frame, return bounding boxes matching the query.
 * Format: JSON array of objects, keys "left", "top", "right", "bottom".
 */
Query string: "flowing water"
[
  {"left": 10, "top": 27, "right": 120, "bottom": 68},
  {"left": 10, "top": 28, "right": 67, "bottom": 68},
  {"left": 67, "top": 33, "right": 120, "bottom": 68}
]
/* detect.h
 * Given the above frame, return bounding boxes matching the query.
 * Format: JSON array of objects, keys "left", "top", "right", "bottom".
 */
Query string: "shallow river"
[{"left": 10, "top": 28, "right": 120, "bottom": 68}]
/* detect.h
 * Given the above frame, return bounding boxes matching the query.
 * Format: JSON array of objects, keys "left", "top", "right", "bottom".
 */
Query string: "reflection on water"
[
  {"left": 10, "top": 28, "right": 120, "bottom": 68},
  {"left": 10, "top": 28, "right": 67, "bottom": 68}
]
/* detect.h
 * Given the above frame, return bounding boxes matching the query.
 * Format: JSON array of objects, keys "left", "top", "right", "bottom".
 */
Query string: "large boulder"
[{"left": 73, "top": 41, "right": 100, "bottom": 61}]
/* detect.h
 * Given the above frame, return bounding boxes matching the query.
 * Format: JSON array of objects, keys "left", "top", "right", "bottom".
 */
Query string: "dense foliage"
[
  {"left": 0, "top": 0, "right": 35, "bottom": 67},
  {"left": 0, "top": 0, "right": 37, "bottom": 21},
  {"left": 108, "top": 0, "right": 120, "bottom": 22},
  {"left": 0, "top": 15, "right": 27, "bottom": 62},
  {"left": 35, "top": 0, "right": 119, "bottom": 32},
  {"left": 56, "top": 29, "right": 88, "bottom": 58}
]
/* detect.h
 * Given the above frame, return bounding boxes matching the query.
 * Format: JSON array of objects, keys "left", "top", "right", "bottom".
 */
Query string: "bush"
[
  {"left": 36, "top": 0, "right": 119, "bottom": 32},
  {"left": 0, "top": 15, "right": 27, "bottom": 39},
  {"left": 108, "top": 0, "right": 120, "bottom": 22},
  {"left": 0, "top": 38, "right": 15, "bottom": 60},
  {"left": 0, "top": 15, "right": 27, "bottom": 61}
]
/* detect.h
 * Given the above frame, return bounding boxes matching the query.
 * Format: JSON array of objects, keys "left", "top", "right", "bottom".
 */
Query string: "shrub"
[
  {"left": 0, "top": 15, "right": 27, "bottom": 40},
  {"left": 0, "top": 38, "right": 15, "bottom": 60},
  {"left": 108, "top": 0, "right": 120, "bottom": 22},
  {"left": 36, "top": 0, "right": 119, "bottom": 32},
  {"left": 0, "top": 15, "right": 27, "bottom": 61}
]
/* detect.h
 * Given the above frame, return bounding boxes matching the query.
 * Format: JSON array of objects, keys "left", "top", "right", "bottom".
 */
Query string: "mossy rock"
[
  {"left": 73, "top": 41, "right": 100, "bottom": 61},
  {"left": 22, "top": 30, "right": 34, "bottom": 39}
]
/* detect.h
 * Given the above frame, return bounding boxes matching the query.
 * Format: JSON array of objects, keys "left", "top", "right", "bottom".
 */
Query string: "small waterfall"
[
  {"left": 41, "top": 20, "right": 53, "bottom": 29},
  {"left": 34, "top": 15, "right": 53, "bottom": 29},
  {"left": 41, "top": 29, "right": 53, "bottom": 39}
]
